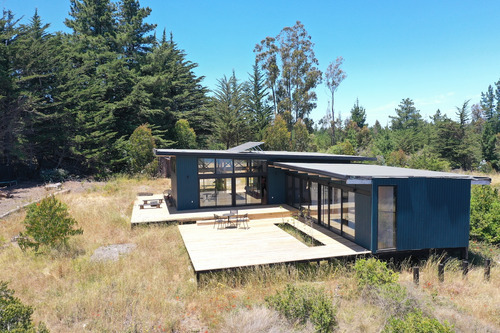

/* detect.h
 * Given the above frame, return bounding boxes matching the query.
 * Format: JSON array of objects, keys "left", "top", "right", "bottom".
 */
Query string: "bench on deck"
[
  {"left": 0, "top": 180, "right": 17, "bottom": 188},
  {"left": 139, "top": 199, "right": 163, "bottom": 209}
]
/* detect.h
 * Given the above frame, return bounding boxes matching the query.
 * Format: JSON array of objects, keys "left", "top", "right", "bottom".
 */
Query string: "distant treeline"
[{"left": 1, "top": 1, "right": 499, "bottom": 179}]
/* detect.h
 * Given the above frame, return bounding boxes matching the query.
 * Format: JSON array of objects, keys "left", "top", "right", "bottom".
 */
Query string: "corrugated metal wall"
[
  {"left": 268, "top": 167, "right": 285, "bottom": 204},
  {"left": 372, "top": 178, "right": 471, "bottom": 252},
  {"left": 175, "top": 156, "right": 199, "bottom": 210},
  {"left": 355, "top": 193, "right": 372, "bottom": 249}
]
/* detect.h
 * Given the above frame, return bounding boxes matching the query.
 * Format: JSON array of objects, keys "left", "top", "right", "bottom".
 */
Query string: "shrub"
[
  {"left": 470, "top": 185, "right": 500, "bottom": 244},
  {"left": 127, "top": 124, "right": 156, "bottom": 174},
  {"left": 383, "top": 310, "right": 453, "bottom": 333},
  {"left": 265, "top": 284, "right": 336, "bottom": 333},
  {"left": 18, "top": 196, "right": 83, "bottom": 253},
  {"left": 0, "top": 281, "right": 49, "bottom": 332},
  {"left": 40, "top": 168, "right": 69, "bottom": 183},
  {"left": 354, "top": 258, "right": 398, "bottom": 287}
]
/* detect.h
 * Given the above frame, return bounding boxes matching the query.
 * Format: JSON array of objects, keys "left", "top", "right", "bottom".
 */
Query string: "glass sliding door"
[
  {"left": 378, "top": 186, "right": 397, "bottom": 250},
  {"left": 330, "top": 187, "right": 342, "bottom": 233},
  {"left": 199, "top": 178, "right": 216, "bottom": 207},
  {"left": 246, "top": 176, "right": 261, "bottom": 204},
  {"left": 215, "top": 178, "right": 232, "bottom": 206},
  {"left": 320, "top": 185, "right": 329, "bottom": 227},
  {"left": 309, "top": 182, "right": 319, "bottom": 221},
  {"left": 235, "top": 177, "right": 247, "bottom": 205},
  {"left": 343, "top": 191, "right": 355, "bottom": 239}
]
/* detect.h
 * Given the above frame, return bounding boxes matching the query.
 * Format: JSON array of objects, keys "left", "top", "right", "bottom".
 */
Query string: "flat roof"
[
  {"left": 273, "top": 162, "right": 491, "bottom": 183},
  {"left": 154, "top": 148, "right": 376, "bottom": 162}
]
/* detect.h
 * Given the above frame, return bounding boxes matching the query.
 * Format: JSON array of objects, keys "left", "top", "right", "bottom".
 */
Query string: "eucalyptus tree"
[
  {"left": 325, "top": 56, "right": 346, "bottom": 143},
  {"left": 255, "top": 21, "right": 322, "bottom": 124}
]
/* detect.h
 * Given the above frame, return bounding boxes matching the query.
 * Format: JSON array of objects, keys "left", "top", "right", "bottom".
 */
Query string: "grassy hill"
[{"left": 0, "top": 177, "right": 498, "bottom": 332}]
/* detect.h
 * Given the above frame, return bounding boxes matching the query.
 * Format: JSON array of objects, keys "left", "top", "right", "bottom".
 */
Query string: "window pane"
[
  {"left": 343, "top": 191, "right": 355, "bottom": 239},
  {"left": 310, "top": 182, "right": 319, "bottom": 221},
  {"left": 378, "top": 212, "right": 396, "bottom": 249},
  {"left": 199, "top": 178, "right": 216, "bottom": 207},
  {"left": 379, "top": 186, "right": 396, "bottom": 212},
  {"left": 378, "top": 186, "right": 397, "bottom": 250},
  {"left": 234, "top": 159, "right": 249, "bottom": 173},
  {"left": 330, "top": 188, "right": 341, "bottom": 232},
  {"left": 293, "top": 177, "right": 301, "bottom": 208},
  {"left": 235, "top": 177, "right": 247, "bottom": 205},
  {"left": 216, "top": 159, "right": 233, "bottom": 174},
  {"left": 286, "top": 175, "right": 293, "bottom": 206},
  {"left": 251, "top": 159, "right": 267, "bottom": 173},
  {"left": 215, "top": 178, "right": 232, "bottom": 206},
  {"left": 247, "top": 177, "right": 261, "bottom": 204},
  {"left": 198, "top": 158, "right": 214, "bottom": 174},
  {"left": 301, "top": 180, "right": 311, "bottom": 212}
]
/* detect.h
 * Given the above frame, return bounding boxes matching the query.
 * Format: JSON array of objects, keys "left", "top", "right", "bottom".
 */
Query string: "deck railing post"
[
  {"left": 438, "top": 263, "right": 444, "bottom": 282},
  {"left": 413, "top": 267, "right": 419, "bottom": 285},
  {"left": 485, "top": 259, "right": 491, "bottom": 281}
]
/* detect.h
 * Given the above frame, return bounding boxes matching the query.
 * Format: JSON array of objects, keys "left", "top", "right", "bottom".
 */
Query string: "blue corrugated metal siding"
[
  {"left": 355, "top": 193, "right": 372, "bottom": 249},
  {"left": 176, "top": 156, "right": 199, "bottom": 210},
  {"left": 268, "top": 167, "right": 285, "bottom": 204},
  {"left": 171, "top": 157, "right": 178, "bottom": 207},
  {"left": 372, "top": 178, "right": 470, "bottom": 252}
]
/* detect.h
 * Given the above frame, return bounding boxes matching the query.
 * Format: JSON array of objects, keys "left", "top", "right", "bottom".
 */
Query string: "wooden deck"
[
  {"left": 130, "top": 194, "right": 297, "bottom": 226},
  {"left": 178, "top": 217, "right": 370, "bottom": 273}
]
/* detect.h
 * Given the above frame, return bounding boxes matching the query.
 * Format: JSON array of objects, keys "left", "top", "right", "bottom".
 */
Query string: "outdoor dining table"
[{"left": 222, "top": 212, "right": 238, "bottom": 228}]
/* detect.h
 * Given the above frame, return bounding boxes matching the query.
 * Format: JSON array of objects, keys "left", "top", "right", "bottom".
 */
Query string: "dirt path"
[{"left": 0, "top": 180, "right": 102, "bottom": 217}]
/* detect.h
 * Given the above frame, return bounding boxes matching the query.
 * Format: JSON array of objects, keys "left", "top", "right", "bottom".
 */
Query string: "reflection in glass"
[
  {"left": 216, "top": 159, "right": 233, "bottom": 174},
  {"left": 293, "top": 177, "right": 300, "bottom": 208},
  {"left": 310, "top": 182, "right": 318, "bottom": 221},
  {"left": 199, "top": 178, "right": 216, "bottom": 207},
  {"left": 321, "top": 185, "right": 329, "bottom": 227},
  {"left": 330, "top": 188, "right": 342, "bottom": 233},
  {"left": 235, "top": 177, "right": 247, "bottom": 205},
  {"left": 378, "top": 186, "right": 397, "bottom": 250},
  {"left": 251, "top": 160, "right": 267, "bottom": 173},
  {"left": 343, "top": 191, "right": 355, "bottom": 239},
  {"left": 215, "top": 178, "right": 232, "bottom": 206},
  {"left": 247, "top": 177, "right": 261, "bottom": 204},
  {"left": 234, "top": 159, "right": 249, "bottom": 173},
  {"left": 300, "top": 180, "right": 311, "bottom": 212},
  {"left": 286, "top": 175, "right": 293, "bottom": 206},
  {"left": 198, "top": 158, "right": 215, "bottom": 174}
]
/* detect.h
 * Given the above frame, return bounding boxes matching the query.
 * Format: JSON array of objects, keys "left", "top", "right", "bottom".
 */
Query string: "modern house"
[{"left": 155, "top": 142, "right": 490, "bottom": 257}]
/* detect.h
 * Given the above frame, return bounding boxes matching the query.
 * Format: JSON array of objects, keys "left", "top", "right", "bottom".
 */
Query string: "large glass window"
[
  {"left": 216, "top": 159, "right": 233, "bottom": 174},
  {"left": 378, "top": 186, "right": 397, "bottom": 250},
  {"left": 330, "top": 188, "right": 342, "bottom": 233},
  {"left": 215, "top": 178, "right": 232, "bottom": 206},
  {"left": 293, "top": 177, "right": 301, "bottom": 208},
  {"left": 343, "top": 191, "right": 355, "bottom": 239},
  {"left": 198, "top": 158, "right": 215, "bottom": 174},
  {"left": 199, "top": 178, "right": 216, "bottom": 207},
  {"left": 251, "top": 159, "right": 267, "bottom": 173},
  {"left": 320, "top": 185, "right": 329, "bottom": 228},
  {"left": 234, "top": 159, "right": 249, "bottom": 173},
  {"left": 286, "top": 175, "right": 293, "bottom": 206},
  {"left": 310, "top": 181, "right": 319, "bottom": 221},
  {"left": 235, "top": 177, "right": 247, "bottom": 205},
  {"left": 246, "top": 177, "right": 261, "bottom": 204}
]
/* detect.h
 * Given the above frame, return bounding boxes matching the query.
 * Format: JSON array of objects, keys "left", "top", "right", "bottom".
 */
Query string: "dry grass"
[{"left": 0, "top": 176, "right": 499, "bottom": 332}]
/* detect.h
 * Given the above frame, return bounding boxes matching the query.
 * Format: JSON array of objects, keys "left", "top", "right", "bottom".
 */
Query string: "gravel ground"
[{"left": 0, "top": 180, "right": 103, "bottom": 217}]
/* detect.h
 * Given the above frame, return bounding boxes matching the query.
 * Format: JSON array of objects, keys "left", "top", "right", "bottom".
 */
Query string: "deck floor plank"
[{"left": 179, "top": 218, "right": 370, "bottom": 272}]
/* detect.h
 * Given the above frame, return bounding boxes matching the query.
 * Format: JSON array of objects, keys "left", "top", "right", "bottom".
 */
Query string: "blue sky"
[{"left": 2, "top": 0, "right": 500, "bottom": 126}]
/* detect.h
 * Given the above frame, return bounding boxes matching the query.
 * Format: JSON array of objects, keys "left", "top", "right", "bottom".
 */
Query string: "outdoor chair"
[
  {"left": 213, "top": 214, "right": 225, "bottom": 229},
  {"left": 238, "top": 213, "right": 249, "bottom": 229}
]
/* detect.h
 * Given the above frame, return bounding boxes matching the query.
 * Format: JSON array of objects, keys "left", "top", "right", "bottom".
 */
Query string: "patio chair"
[
  {"left": 213, "top": 214, "right": 225, "bottom": 229},
  {"left": 238, "top": 213, "right": 249, "bottom": 229}
]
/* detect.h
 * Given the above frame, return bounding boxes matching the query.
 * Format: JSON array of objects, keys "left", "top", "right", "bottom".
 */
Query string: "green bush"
[
  {"left": 470, "top": 185, "right": 500, "bottom": 244},
  {"left": 18, "top": 196, "right": 83, "bottom": 253},
  {"left": 0, "top": 281, "right": 49, "bottom": 332},
  {"left": 127, "top": 124, "right": 156, "bottom": 174},
  {"left": 354, "top": 258, "right": 398, "bottom": 287},
  {"left": 383, "top": 310, "right": 453, "bottom": 333},
  {"left": 40, "top": 168, "right": 69, "bottom": 183},
  {"left": 265, "top": 284, "right": 336, "bottom": 333}
]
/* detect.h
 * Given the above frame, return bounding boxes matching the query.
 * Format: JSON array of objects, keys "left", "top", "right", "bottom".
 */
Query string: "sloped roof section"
[
  {"left": 226, "top": 142, "right": 264, "bottom": 153},
  {"left": 272, "top": 162, "right": 491, "bottom": 184}
]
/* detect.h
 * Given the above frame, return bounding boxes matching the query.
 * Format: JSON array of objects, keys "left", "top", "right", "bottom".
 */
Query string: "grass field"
[{"left": 0, "top": 177, "right": 498, "bottom": 332}]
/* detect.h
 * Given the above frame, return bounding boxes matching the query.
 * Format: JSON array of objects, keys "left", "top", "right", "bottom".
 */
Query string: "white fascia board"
[{"left": 346, "top": 178, "right": 372, "bottom": 185}]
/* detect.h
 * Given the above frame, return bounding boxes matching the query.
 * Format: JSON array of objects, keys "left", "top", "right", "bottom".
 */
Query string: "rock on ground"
[{"left": 90, "top": 243, "right": 136, "bottom": 262}]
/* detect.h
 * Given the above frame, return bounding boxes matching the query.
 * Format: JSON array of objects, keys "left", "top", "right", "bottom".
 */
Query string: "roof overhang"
[{"left": 271, "top": 162, "right": 491, "bottom": 185}]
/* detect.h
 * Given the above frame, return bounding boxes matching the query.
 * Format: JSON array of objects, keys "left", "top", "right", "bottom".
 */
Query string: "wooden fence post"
[
  {"left": 413, "top": 267, "right": 419, "bottom": 285},
  {"left": 438, "top": 263, "right": 444, "bottom": 282},
  {"left": 462, "top": 260, "right": 468, "bottom": 277},
  {"left": 485, "top": 259, "right": 491, "bottom": 281}
]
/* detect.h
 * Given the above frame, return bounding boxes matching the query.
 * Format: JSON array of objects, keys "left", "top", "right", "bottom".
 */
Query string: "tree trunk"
[{"left": 331, "top": 91, "right": 335, "bottom": 145}]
